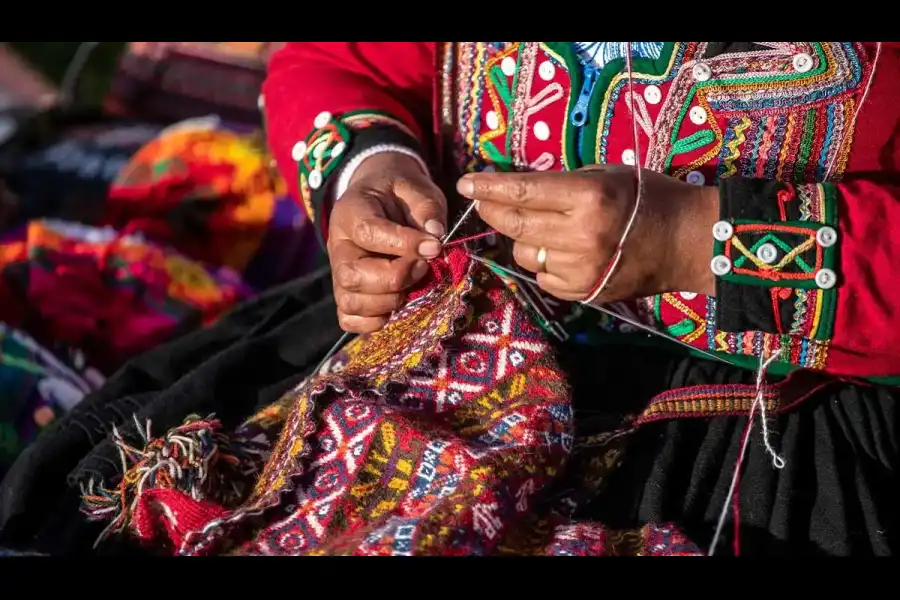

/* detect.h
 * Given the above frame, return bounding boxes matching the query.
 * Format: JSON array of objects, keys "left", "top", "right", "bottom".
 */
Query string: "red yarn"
[
  {"left": 131, "top": 488, "right": 228, "bottom": 550},
  {"left": 407, "top": 247, "right": 471, "bottom": 301}
]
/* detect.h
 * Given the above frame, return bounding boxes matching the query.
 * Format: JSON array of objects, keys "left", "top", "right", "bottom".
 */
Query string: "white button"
[
  {"left": 816, "top": 226, "right": 838, "bottom": 248},
  {"left": 538, "top": 61, "right": 556, "bottom": 81},
  {"left": 792, "top": 53, "right": 814, "bottom": 73},
  {"left": 533, "top": 121, "right": 550, "bottom": 141},
  {"left": 482, "top": 165, "right": 496, "bottom": 172},
  {"left": 485, "top": 111, "right": 500, "bottom": 131},
  {"left": 686, "top": 171, "right": 706, "bottom": 186},
  {"left": 679, "top": 292, "right": 698, "bottom": 300},
  {"left": 313, "top": 111, "right": 332, "bottom": 129},
  {"left": 643, "top": 85, "right": 662, "bottom": 105},
  {"left": 501, "top": 56, "right": 516, "bottom": 77},
  {"left": 621, "top": 149, "right": 636, "bottom": 165},
  {"left": 712, "top": 220, "right": 734, "bottom": 242},
  {"left": 689, "top": 106, "right": 708, "bottom": 125},
  {"left": 814, "top": 268, "right": 837, "bottom": 289},
  {"left": 692, "top": 63, "right": 712, "bottom": 82},
  {"left": 291, "top": 141, "right": 307, "bottom": 162},
  {"left": 257, "top": 94, "right": 265, "bottom": 110},
  {"left": 755, "top": 243, "right": 779, "bottom": 264},
  {"left": 331, "top": 141, "right": 346, "bottom": 158},
  {"left": 307, "top": 169, "right": 323, "bottom": 190},
  {"left": 711, "top": 255, "right": 732, "bottom": 276}
]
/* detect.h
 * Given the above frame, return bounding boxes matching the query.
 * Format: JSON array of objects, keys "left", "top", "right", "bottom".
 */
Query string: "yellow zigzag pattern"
[{"left": 721, "top": 116, "right": 752, "bottom": 179}]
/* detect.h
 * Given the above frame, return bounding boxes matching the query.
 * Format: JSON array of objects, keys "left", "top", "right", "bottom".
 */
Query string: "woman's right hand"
[{"left": 328, "top": 152, "right": 448, "bottom": 334}]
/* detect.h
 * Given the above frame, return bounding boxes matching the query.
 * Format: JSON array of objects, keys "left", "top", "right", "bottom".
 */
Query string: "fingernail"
[
  {"left": 412, "top": 260, "right": 429, "bottom": 279},
  {"left": 456, "top": 176, "right": 475, "bottom": 198},
  {"left": 418, "top": 239, "right": 442, "bottom": 258},
  {"left": 424, "top": 219, "right": 445, "bottom": 237}
]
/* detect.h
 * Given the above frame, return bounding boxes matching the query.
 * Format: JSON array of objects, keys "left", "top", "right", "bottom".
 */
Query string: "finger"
[
  {"left": 335, "top": 290, "right": 405, "bottom": 318},
  {"left": 535, "top": 272, "right": 587, "bottom": 302},
  {"left": 512, "top": 242, "right": 571, "bottom": 275},
  {"left": 334, "top": 194, "right": 442, "bottom": 259},
  {"left": 350, "top": 214, "right": 442, "bottom": 259},
  {"left": 337, "top": 310, "right": 389, "bottom": 334},
  {"left": 332, "top": 250, "right": 429, "bottom": 294},
  {"left": 456, "top": 171, "right": 588, "bottom": 211},
  {"left": 476, "top": 202, "right": 574, "bottom": 249},
  {"left": 394, "top": 177, "right": 448, "bottom": 238}
]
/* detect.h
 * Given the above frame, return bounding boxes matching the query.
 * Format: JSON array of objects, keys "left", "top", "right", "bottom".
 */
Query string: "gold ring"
[{"left": 536, "top": 246, "right": 548, "bottom": 273}]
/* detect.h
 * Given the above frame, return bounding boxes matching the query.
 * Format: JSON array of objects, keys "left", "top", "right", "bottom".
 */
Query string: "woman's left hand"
[{"left": 456, "top": 165, "right": 719, "bottom": 304}]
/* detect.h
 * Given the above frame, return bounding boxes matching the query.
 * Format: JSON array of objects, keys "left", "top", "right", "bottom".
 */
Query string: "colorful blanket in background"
[
  {"left": 104, "top": 118, "right": 318, "bottom": 290},
  {"left": 104, "top": 43, "right": 284, "bottom": 130},
  {"left": 0, "top": 322, "right": 104, "bottom": 479},
  {"left": 0, "top": 219, "right": 252, "bottom": 375}
]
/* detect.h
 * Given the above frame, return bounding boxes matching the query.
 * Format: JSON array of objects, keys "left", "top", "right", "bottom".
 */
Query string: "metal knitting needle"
[
  {"left": 468, "top": 254, "right": 733, "bottom": 365},
  {"left": 440, "top": 202, "right": 478, "bottom": 244},
  {"left": 306, "top": 201, "right": 477, "bottom": 389}
]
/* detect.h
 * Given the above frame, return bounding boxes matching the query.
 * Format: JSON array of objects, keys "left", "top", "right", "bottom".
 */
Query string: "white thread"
[
  {"left": 334, "top": 144, "right": 428, "bottom": 201},
  {"left": 824, "top": 42, "right": 881, "bottom": 180},
  {"left": 583, "top": 43, "right": 644, "bottom": 304},
  {"left": 708, "top": 347, "right": 784, "bottom": 556}
]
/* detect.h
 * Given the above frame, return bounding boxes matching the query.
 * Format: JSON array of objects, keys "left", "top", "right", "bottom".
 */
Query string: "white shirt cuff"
[{"left": 333, "top": 144, "right": 428, "bottom": 201}]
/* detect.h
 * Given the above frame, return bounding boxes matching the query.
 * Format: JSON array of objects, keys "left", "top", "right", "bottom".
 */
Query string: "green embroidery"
[
  {"left": 667, "top": 318, "right": 697, "bottom": 338},
  {"left": 670, "top": 130, "right": 716, "bottom": 157}
]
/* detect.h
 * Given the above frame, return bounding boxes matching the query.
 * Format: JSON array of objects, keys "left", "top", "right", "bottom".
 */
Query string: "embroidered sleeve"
[
  {"left": 290, "top": 112, "right": 426, "bottom": 247},
  {"left": 261, "top": 42, "right": 437, "bottom": 246},
  {"left": 712, "top": 177, "right": 900, "bottom": 379}
]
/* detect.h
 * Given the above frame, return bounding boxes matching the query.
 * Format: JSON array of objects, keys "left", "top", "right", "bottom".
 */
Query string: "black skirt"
[{"left": 0, "top": 268, "right": 896, "bottom": 556}]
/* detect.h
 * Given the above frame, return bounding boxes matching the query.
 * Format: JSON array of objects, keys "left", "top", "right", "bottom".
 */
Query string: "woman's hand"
[
  {"left": 328, "top": 152, "right": 447, "bottom": 333},
  {"left": 456, "top": 165, "right": 719, "bottom": 304}
]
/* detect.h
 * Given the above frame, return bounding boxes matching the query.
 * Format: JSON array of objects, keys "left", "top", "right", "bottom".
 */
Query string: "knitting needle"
[
  {"left": 307, "top": 202, "right": 476, "bottom": 385},
  {"left": 468, "top": 254, "right": 733, "bottom": 365},
  {"left": 440, "top": 202, "right": 478, "bottom": 244}
]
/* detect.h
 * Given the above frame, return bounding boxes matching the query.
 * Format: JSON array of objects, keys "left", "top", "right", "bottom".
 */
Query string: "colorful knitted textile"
[
  {"left": 0, "top": 219, "right": 252, "bottom": 375},
  {"left": 80, "top": 250, "right": 701, "bottom": 556},
  {"left": 0, "top": 322, "right": 103, "bottom": 479},
  {"left": 104, "top": 120, "right": 318, "bottom": 290}
]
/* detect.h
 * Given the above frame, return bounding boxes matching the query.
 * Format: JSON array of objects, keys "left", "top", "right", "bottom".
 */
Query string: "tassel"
[{"left": 80, "top": 414, "right": 269, "bottom": 549}]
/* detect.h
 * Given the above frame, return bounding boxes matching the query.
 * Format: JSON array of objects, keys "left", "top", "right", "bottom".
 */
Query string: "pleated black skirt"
[{"left": 0, "top": 268, "right": 895, "bottom": 556}]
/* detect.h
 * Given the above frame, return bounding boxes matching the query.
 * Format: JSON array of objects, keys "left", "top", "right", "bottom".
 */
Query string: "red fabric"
[
  {"left": 262, "top": 42, "right": 436, "bottom": 206},
  {"left": 132, "top": 488, "right": 227, "bottom": 549},
  {"left": 263, "top": 41, "right": 900, "bottom": 379}
]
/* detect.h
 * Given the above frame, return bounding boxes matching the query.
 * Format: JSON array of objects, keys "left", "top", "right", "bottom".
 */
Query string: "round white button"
[
  {"left": 257, "top": 94, "right": 265, "bottom": 110},
  {"left": 538, "top": 61, "right": 555, "bottom": 81},
  {"left": 816, "top": 226, "right": 838, "bottom": 248},
  {"left": 313, "top": 111, "right": 332, "bottom": 129},
  {"left": 643, "top": 85, "right": 662, "bottom": 105},
  {"left": 679, "top": 292, "right": 698, "bottom": 300},
  {"left": 533, "top": 121, "right": 550, "bottom": 141},
  {"left": 482, "top": 165, "right": 497, "bottom": 172},
  {"left": 755, "top": 243, "right": 779, "bottom": 264},
  {"left": 686, "top": 171, "right": 706, "bottom": 186},
  {"left": 712, "top": 220, "right": 734, "bottom": 242},
  {"left": 621, "top": 149, "right": 636, "bottom": 166},
  {"left": 689, "top": 106, "right": 708, "bottom": 125},
  {"left": 711, "top": 255, "right": 732, "bottom": 276},
  {"left": 692, "top": 63, "right": 712, "bottom": 82},
  {"left": 331, "top": 141, "right": 346, "bottom": 158},
  {"left": 308, "top": 169, "right": 323, "bottom": 190},
  {"left": 501, "top": 56, "right": 516, "bottom": 77},
  {"left": 815, "top": 268, "right": 837, "bottom": 289},
  {"left": 792, "top": 53, "right": 814, "bottom": 73},
  {"left": 291, "top": 141, "right": 307, "bottom": 162},
  {"left": 485, "top": 111, "right": 500, "bottom": 131}
]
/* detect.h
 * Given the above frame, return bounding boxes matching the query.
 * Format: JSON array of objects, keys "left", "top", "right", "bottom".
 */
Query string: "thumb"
[{"left": 393, "top": 176, "right": 449, "bottom": 239}]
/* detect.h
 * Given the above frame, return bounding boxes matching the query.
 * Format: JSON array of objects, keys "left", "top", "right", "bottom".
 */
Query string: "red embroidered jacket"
[{"left": 262, "top": 42, "right": 900, "bottom": 381}]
